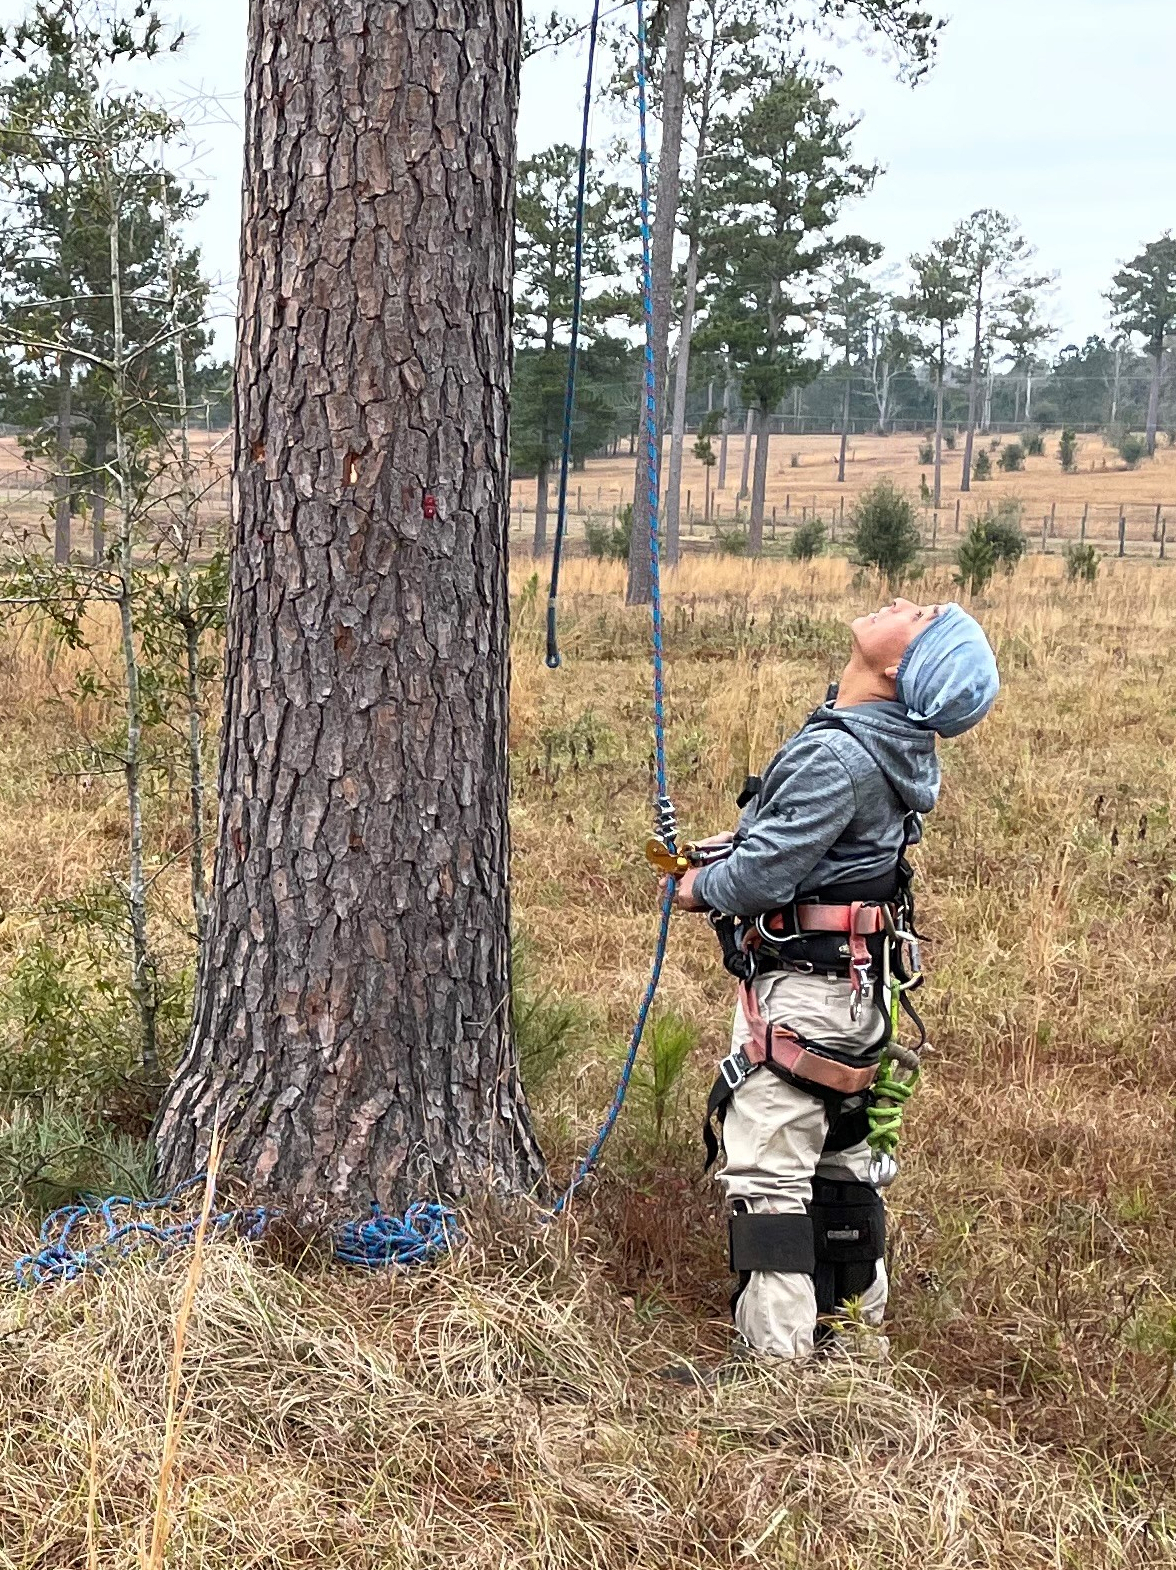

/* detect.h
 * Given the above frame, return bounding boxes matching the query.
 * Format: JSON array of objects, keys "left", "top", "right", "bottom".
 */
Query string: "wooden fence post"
[
  {"left": 785, "top": 493, "right": 791, "bottom": 517},
  {"left": 931, "top": 511, "right": 938, "bottom": 549},
  {"left": 576, "top": 485, "right": 582, "bottom": 513},
  {"left": 1160, "top": 513, "right": 1167, "bottom": 560},
  {"left": 1155, "top": 502, "right": 1163, "bottom": 542},
  {"left": 954, "top": 497, "right": 961, "bottom": 533},
  {"left": 1118, "top": 505, "right": 1126, "bottom": 558},
  {"left": 1049, "top": 501, "right": 1056, "bottom": 537},
  {"left": 839, "top": 496, "right": 845, "bottom": 534},
  {"left": 1040, "top": 515, "right": 1048, "bottom": 553},
  {"left": 1080, "top": 502, "right": 1088, "bottom": 543}
]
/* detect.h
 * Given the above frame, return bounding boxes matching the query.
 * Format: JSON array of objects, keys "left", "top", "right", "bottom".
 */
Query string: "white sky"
[{"left": 8, "top": 0, "right": 1171, "bottom": 357}]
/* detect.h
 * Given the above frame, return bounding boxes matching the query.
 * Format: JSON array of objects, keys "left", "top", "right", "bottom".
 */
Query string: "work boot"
[{"left": 656, "top": 1341, "right": 764, "bottom": 1388}]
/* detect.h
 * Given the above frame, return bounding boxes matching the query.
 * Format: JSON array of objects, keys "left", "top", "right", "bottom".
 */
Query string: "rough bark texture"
[
  {"left": 155, "top": 0, "right": 544, "bottom": 1218},
  {"left": 90, "top": 424, "right": 107, "bottom": 565},
  {"left": 54, "top": 353, "right": 72, "bottom": 565},
  {"left": 663, "top": 232, "right": 698, "bottom": 565},
  {"left": 738, "top": 407, "right": 753, "bottom": 499},
  {"left": 625, "top": 0, "right": 689, "bottom": 606},
  {"left": 1146, "top": 343, "right": 1162, "bottom": 456},
  {"left": 532, "top": 458, "right": 548, "bottom": 554},
  {"left": 748, "top": 405, "right": 769, "bottom": 554}
]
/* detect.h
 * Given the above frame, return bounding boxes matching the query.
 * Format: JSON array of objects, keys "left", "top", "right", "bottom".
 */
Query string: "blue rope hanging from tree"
[{"left": 9, "top": 0, "right": 674, "bottom": 1287}]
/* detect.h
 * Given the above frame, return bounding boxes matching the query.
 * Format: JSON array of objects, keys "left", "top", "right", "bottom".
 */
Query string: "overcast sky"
[{"left": 15, "top": 0, "right": 1171, "bottom": 357}]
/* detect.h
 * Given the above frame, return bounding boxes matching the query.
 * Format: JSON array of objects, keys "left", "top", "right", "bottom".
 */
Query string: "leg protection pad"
[
  {"left": 729, "top": 1209, "right": 815, "bottom": 1275},
  {"left": 810, "top": 1175, "right": 885, "bottom": 1318}
]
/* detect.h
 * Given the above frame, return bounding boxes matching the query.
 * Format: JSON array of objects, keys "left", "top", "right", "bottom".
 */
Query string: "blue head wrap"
[{"left": 895, "top": 603, "right": 999, "bottom": 738}]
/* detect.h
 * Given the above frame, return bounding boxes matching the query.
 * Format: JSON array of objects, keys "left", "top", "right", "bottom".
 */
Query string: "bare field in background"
[
  {"left": 511, "top": 428, "right": 1176, "bottom": 551},
  {"left": 0, "top": 555, "right": 1172, "bottom": 1562}
]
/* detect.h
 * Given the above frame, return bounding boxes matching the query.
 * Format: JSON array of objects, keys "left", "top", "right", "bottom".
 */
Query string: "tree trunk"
[
  {"left": 663, "top": 228, "right": 699, "bottom": 566},
  {"left": 1146, "top": 344, "right": 1162, "bottom": 456},
  {"left": 1110, "top": 343, "right": 1122, "bottom": 424},
  {"left": 54, "top": 351, "right": 73, "bottom": 565},
  {"left": 837, "top": 370, "right": 850, "bottom": 482},
  {"left": 960, "top": 303, "right": 983, "bottom": 493},
  {"left": 155, "top": 0, "right": 544, "bottom": 1218},
  {"left": 90, "top": 422, "right": 107, "bottom": 565},
  {"left": 625, "top": 0, "right": 688, "bottom": 605},
  {"left": 738, "top": 406, "right": 753, "bottom": 499},
  {"left": 717, "top": 371, "right": 730, "bottom": 490},
  {"left": 532, "top": 458, "right": 549, "bottom": 555},
  {"left": 1024, "top": 366, "right": 1033, "bottom": 424},
  {"left": 981, "top": 363, "right": 993, "bottom": 431},
  {"left": 933, "top": 371, "right": 944, "bottom": 510},
  {"left": 748, "top": 404, "right": 770, "bottom": 554}
]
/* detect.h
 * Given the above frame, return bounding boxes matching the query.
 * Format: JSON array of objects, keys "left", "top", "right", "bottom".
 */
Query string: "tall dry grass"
[{"left": 0, "top": 556, "right": 1172, "bottom": 1562}]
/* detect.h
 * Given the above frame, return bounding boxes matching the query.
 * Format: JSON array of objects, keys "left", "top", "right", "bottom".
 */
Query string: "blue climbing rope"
[
  {"left": 12, "top": 1177, "right": 274, "bottom": 1288},
  {"left": 9, "top": 0, "right": 674, "bottom": 1285},
  {"left": 551, "top": 0, "right": 676, "bottom": 1214},
  {"left": 546, "top": 0, "right": 602, "bottom": 670}
]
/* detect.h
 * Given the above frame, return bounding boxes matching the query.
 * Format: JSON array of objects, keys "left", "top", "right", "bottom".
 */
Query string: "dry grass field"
[
  {"left": 0, "top": 554, "right": 1172, "bottom": 1564},
  {"left": 510, "top": 429, "right": 1176, "bottom": 552}
]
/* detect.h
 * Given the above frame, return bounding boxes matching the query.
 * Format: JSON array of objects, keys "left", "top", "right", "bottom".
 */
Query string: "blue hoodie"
[{"left": 692, "top": 699, "right": 940, "bottom": 919}]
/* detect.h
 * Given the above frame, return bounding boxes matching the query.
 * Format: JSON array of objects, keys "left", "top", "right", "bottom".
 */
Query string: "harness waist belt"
[
  {"left": 794, "top": 902, "right": 888, "bottom": 936},
  {"left": 735, "top": 980, "right": 879, "bottom": 1096}
]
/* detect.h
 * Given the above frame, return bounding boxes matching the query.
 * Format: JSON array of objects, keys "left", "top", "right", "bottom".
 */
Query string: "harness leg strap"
[{"left": 729, "top": 1209, "right": 816, "bottom": 1275}]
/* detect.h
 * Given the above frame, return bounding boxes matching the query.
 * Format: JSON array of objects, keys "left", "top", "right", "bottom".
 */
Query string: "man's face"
[{"left": 851, "top": 598, "right": 945, "bottom": 679}]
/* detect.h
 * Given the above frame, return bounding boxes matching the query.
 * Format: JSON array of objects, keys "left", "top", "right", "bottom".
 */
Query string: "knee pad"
[{"left": 810, "top": 1175, "right": 885, "bottom": 1319}]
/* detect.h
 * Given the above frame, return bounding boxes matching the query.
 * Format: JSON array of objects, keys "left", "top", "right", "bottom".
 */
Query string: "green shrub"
[
  {"left": 0, "top": 1101, "right": 153, "bottom": 1213},
  {"left": 1119, "top": 432, "right": 1148, "bottom": 469},
  {"left": 714, "top": 527, "right": 748, "bottom": 557},
  {"left": 1064, "top": 542, "right": 1100, "bottom": 583},
  {"left": 944, "top": 428, "right": 957, "bottom": 451},
  {"left": 955, "top": 524, "right": 996, "bottom": 596},
  {"left": 998, "top": 442, "right": 1025, "bottom": 472},
  {"left": 788, "top": 516, "right": 826, "bottom": 561},
  {"left": 982, "top": 498, "right": 1027, "bottom": 571},
  {"left": 847, "top": 479, "right": 922, "bottom": 584},
  {"left": 632, "top": 1010, "right": 698, "bottom": 1144},
  {"left": 512, "top": 939, "right": 587, "bottom": 1092},
  {"left": 1022, "top": 429, "right": 1045, "bottom": 457},
  {"left": 917, "top": 438, "right": 934, "bottom": 464},
  {"left": 973, "top": 450, "right": 992, "bottom": 481},
  {"left": 789, "top": 451, "right": 800, "bottom": 468},
  {"left": 1059, "top": 428, "right": 1078, "bottom": 472},
  {"left": 584, "top": 502, "right": 633, "bottom": 561}
]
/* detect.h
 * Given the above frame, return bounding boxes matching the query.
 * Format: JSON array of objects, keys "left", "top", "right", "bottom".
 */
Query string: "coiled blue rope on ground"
[
  {"left": 12, "top": 1177, "right": 274, "bottom": 1288},
  {"left": 9, "top": 0, "right": 672, "bottom": 1287}
]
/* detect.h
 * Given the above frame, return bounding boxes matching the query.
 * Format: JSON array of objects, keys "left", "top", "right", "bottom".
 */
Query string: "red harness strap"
[
  {"left": 736, "top": 979, "right": 879, "bottom": 1096},
  {"left": 758, "top": 900, "right": 888, "bottom": 997}
]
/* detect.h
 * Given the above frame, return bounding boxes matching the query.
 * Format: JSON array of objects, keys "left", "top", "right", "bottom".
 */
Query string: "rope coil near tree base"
[
  {"left": 11, "top": 1184, "right": 458, "bottom": 1287},
  {"left": 9, "top": 0, "right": 669, "bottom": 1290}
]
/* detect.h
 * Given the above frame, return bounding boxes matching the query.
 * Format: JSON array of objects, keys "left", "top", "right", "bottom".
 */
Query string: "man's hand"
[{"left": 659, "top": 866, "right": 707, "bottom": 912}]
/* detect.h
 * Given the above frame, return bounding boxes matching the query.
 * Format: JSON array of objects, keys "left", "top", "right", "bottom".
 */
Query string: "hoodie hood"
[{"left": 815, "top": 699, "right": 941, "bottom": 815}]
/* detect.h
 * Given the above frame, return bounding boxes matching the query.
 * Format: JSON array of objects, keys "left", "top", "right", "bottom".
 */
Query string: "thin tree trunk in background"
[
  {"left": 162, "top": 178, "right": 208, "bottom": 947},
  {"left": 837, "top": 370, "right": 850, "bottom": 482},
  {"left": 1146, "top": 345, "right": 1162, "bottom": 455},
  {"left": 1110, "top": 342, "right": 1122, "bottom": 424},
  {"left": 155, "top": 0, "right": 544, "bottom": 1216},
  {"left": 982, "top": 363, "right": 993, "bottom": 431},
  {"left": 532, "top": 459, "right": 549, "bottom": 554},
  {"left": 748, "top": 404, "right": 770, "bottom": 554},
  {"left": 664, "top": 231, "right": 699, "bottom": 565},
  {"left": 738, "top": 407, "right": 753, "bottom": 499},
  {"left": 717, "top": 371, "right": 730, "bottom": 490},
  {"left": 1024, "top": 366, "right": 1033, "bottom": 424},
  {"left": 625, "top": 0, "right": 689, "bottom": 606},
  {"left": 933, "top": 371, "right": 944, "bottom": 509},
  {"left": 108, "top": 198, "right": 158, "bottom": 1078},
  {"left": 54, "top": 351, "right": 73, "bottom": 564},
  {"left": 90, "top": 422, "right": 107, "bottom": 564},
  {"left": 960, "top": 301, "right": 983, "bottom": 493}
]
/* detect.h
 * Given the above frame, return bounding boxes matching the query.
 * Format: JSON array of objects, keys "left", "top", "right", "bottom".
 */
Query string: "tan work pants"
[{"left": 716, "top": 969, "right": 888, "bottom": 1359}]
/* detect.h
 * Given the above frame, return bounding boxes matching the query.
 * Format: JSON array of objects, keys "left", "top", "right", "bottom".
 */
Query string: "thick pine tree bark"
[{"left": 155, "top": 0, "right": 545, "bottom": 1218}]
